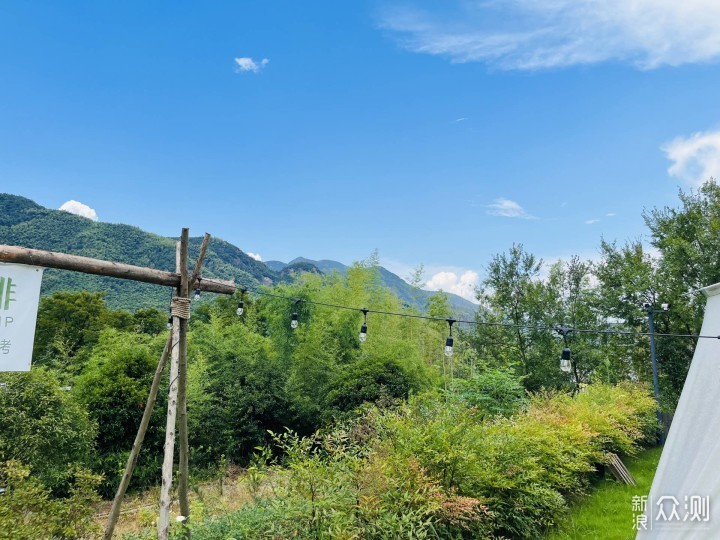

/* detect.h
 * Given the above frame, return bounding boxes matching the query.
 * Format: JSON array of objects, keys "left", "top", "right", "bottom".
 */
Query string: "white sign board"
[{"left": 0, "top": 263, "right": 44, "bottom": 371}]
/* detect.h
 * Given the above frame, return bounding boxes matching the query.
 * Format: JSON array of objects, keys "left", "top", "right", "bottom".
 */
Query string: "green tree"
[
  {"left": 72, "top": 329, "right": 166, "bottom": 495},
  {"left": 189, "top": 316, "right": 289, "bottom": 465},
  {"left": 32, "top": 291, "right": 133, "bottom": 379},
  {"left": 0, "top": 369, "right": 96, "bottom": 494},
  {"left": 471, "top": 244, "right": 561, "bottom": 389}
]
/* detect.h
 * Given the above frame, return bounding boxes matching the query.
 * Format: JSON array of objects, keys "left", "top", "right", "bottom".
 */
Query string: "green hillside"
[
  {"left": 0, "top": 194, "right": 477, "bottom": 316},
  {"left": 0, "top": 194, "right": 280, "bottom": 310}
]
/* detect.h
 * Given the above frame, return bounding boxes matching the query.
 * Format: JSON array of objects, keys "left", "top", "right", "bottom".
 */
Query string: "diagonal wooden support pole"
[{"left": 103, "top": 332, "right": 173, "bottom": 540}]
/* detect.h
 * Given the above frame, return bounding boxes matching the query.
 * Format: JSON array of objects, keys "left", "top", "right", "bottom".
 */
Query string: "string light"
[
  {"left": 291, "top": 299, "right": 301, "bottom": 329},
  {"left": 556, "top": 327, "right": 573, "bottom": 373},
  {"left": 359, "top": 309, "right": 368, "bottom": 343},
  {"left": 193, "top": 277, "right": 720, "bottom": 342},
  {"left": 560, "top": 348, "right": 572, "bottom": 372},
  {"left": 236, "top": 288, "right": 246, "bottom": 316},
  {"left": 444, "top": 319, "right": 456, "bottom": 357}
]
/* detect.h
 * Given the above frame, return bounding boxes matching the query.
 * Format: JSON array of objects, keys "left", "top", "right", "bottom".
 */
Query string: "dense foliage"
[
  {"left": 184, "top": 382, "right": 656, "bottom": 539},
  {"left": 1, "top": 180, "right": 718, "bottom": 537}
]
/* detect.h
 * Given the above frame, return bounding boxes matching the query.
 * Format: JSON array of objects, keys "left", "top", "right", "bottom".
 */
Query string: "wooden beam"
[{"left": 0, "top": 244, "right": 236, "bottom": 295}]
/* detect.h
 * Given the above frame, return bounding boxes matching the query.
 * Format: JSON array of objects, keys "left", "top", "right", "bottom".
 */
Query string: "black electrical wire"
[{"left": 195, "top": 277, "right": 720, "bottom": 340}]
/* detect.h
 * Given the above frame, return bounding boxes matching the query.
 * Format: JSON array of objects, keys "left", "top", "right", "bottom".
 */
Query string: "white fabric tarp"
[{"left": 636, "top": 284, "right": 720, "bottom": 538}]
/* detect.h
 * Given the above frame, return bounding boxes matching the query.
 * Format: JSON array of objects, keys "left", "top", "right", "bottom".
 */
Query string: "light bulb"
[
  {"left": 444, "top": 336, "right": 454, "bottom": 357},
  {"left": 359, "top": 323, "right": 367, "bottom": 343},
  {"left": 291, "top": 313, "right": 298, "bottom": 329},
  {"left": 166, "top": 317, "right": 173, "bottom": 330},
  {"left": 560, "top": 348, "right": 572, "bottom": 372},
  {"left": 194, "top": 288, "right": 201, "bottom": 300},
  {"left": 236, "top": 300, "right": 244, "bottom": 316}
]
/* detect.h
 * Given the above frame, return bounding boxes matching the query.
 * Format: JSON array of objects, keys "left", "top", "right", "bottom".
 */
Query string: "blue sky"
[{"left": 3, "top": 1, "right": 720, "bottom": 302}]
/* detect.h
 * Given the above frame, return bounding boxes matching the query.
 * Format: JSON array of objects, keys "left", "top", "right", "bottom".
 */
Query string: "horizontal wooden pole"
[{"left": 0, "top": 244, "right": 235, "bottom": 295}]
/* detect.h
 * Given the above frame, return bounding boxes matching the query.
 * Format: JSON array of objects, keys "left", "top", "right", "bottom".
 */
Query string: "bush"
[
  {"left": 0, "top": 460, "right": 101, "bottom": 540},
  {"left": 0, "top": 369, "right": 96, "bottom": 494},
  {"left": 73, "top": 329, "right": 166, "bottom": 496},
  {"left": 186, "top": 383, "right": 655, "bottom": 539},
  {"left": 448, "top": 368, "right": 528, "bottom": 418}
]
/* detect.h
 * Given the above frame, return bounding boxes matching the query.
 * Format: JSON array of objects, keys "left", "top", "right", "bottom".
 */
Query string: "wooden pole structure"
[
  {"left": 103, "top": 332, "right": 173, "bottom": 540},
  {"left": 0, "top": 244, "right": 235, "bottom": 294},
  {"left": 0, "top": 236, "right": 234, "bottom": 539},
  {"left": 158, "top": 232, "right": 188, "bottom": 539}
]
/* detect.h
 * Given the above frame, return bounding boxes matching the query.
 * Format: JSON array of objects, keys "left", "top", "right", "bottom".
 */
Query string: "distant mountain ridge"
[
  {"left": 0, "top": 193, "right": 477, "bottom": 316},
  {"left": 266, "top": 257, "right": 478, "bottom": 317}
]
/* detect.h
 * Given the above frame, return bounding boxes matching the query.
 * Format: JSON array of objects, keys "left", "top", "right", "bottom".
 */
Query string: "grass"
[
  {"left": 99, "top": 449, "right": 663, "bottom": 539},
  {"left": 546, "top": 446, "right": 662, "bottom": 540},
  {"left": 94, "top": 466, "right": 256, "bottom": 538}
]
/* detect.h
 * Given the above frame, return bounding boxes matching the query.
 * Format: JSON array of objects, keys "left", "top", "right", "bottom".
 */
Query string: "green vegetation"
[
  {"left": 178, "top": 383, "right": 657, "bottom": 539},
  {"left": 547, "top": 447, "right": 662, "bottom": 540},
  {"left": 0, "top": 193, "right": 477, "bottom": 314},
  {"left": 1, "top": 180, "right": 719, "bottom": 537}
]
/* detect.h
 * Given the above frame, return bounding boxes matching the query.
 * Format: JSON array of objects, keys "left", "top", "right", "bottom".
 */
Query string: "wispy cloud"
[
  {"left": 606, "top": 212, "right": 617, "bottom": 217},
  {"left": 454, "top": 117, "right": 467, "bottom": 123},
  {"left": 585, "top": 219, "right": 600, "bottom": 225},
  {"left": 234, "top": 57, "right": 269, "bottom": 73},
  {"left": 425, "top": 270, "right": 479, "bottom": 303},
  {"left": 247, "top": 252, "right": 262, "bottom": 261},
  {"left": 663, "top": 129, "right": 720, "bottom": 185},
  {"left": 380, "top": 1, "right": 720, "bottom": 70},
  {"left": 487, "top": 197, "right": 535, "bottom": 219},
  {"left": 59, "top": 200, "right": 98, "bottom": 221}
]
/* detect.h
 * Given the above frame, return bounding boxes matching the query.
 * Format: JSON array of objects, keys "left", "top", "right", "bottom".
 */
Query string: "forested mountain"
[
  {"left": 0, "top": 194, "right": 281, "bottom": 310},
  {"left": 0, "top": 194, "right": 477, "bottom": 315},
  {"left": 266, "top": 257, "right": 478, "bottom": 317}
]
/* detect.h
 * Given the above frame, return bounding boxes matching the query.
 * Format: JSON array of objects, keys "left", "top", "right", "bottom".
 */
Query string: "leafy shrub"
[
  {"left": 0, "top": 460, "right": 101, "bottom": 540},
  {"left": 73, "top": 329, "right": 166, "bottom": 496},
  {"left": 0, "top": 369, "right": 96, "bottom": 494},
  {"left": 448, "top": 368, "right": 528, "bottom": 417}
]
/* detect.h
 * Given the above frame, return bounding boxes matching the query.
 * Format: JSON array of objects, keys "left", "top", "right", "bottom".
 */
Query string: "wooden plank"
[
  {"left": 607, "top": 453, "right": 636, "bottom": 486},
  {"left": 0, "top": 244, "right": 235, "bottom": 295}
]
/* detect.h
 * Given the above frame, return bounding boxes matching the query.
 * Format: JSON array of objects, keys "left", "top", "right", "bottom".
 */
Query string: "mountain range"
[{"left": 0, "top": 193, "right": 477, "bottom": 316}]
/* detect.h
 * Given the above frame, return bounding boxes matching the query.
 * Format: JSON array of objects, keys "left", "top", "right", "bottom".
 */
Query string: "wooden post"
[
  {"left": 177, "top": 233, "right": 211, "bottom": 536},
  {"left": 158, "top": 231, "right": 189, "bottom": 539},
  {"left": 103, "top": 332, "right": 173, "bottom": 540}
]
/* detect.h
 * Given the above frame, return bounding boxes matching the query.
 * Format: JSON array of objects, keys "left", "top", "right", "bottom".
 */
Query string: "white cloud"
[
  {"left": 487, "top": 197, "right": 535, "bottom": 219},
  {"left": 247, "top": 252, "right": 262, "bottom": 261},
  {"left": 606, "top": 212, "right": 617, "bottom": 217},
  {"left": 425, "top": 270, "right": 480, "bottom": 303},
  {"left": 59, "top": 200, "right": 98, "bottom": 221},
  {"left": 663, "top": 130, "right": 720, "bottom": 185},
  {"left": 234, "top": 57, "right": 270, "bottom": 73},
  {"left": 585, "top": 219, "right": 600, "bottom": 224},
  {"left": 380, "top": 1, "right": 720, "bottom": 70}
]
